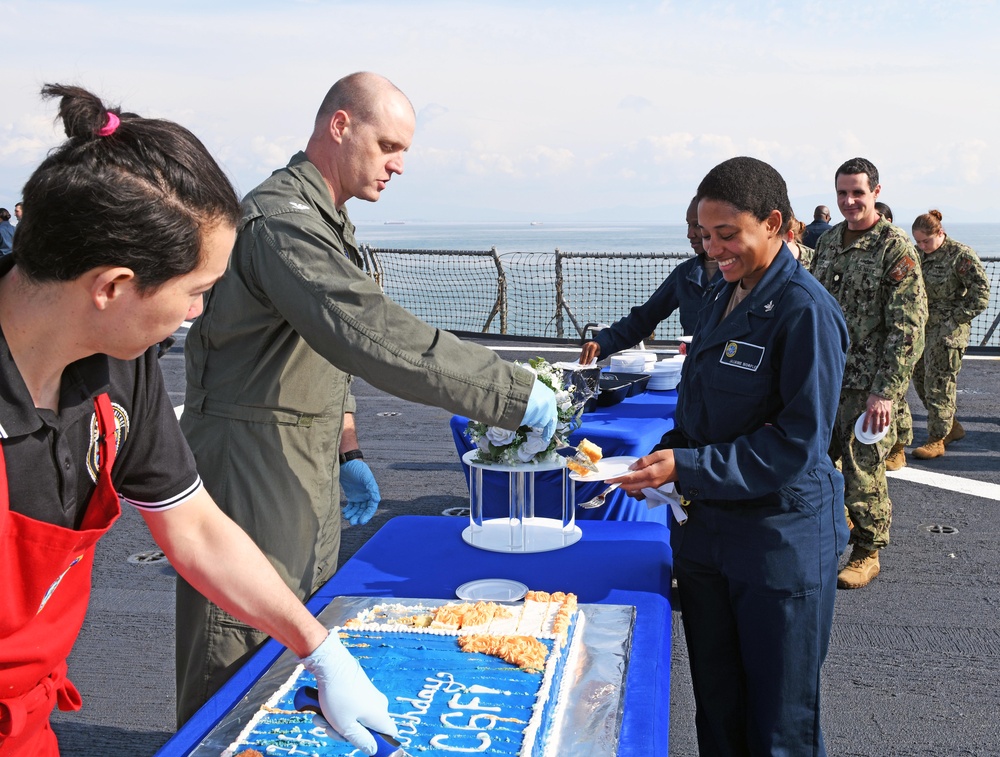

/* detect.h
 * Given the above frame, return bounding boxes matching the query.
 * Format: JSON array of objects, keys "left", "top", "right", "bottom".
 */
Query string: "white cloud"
[
  {"left": 619, "top": 95, "right": 653, "bottom": 112},
  {"left": 0, "top": 115, "right": 57, "bottom": 165},
  {"left": 416, "top": 103, "right": 450, "bottom": 129}
]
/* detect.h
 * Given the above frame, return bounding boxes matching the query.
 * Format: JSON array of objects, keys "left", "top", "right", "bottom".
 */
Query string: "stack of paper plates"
[
  {"left": 610, "top": 352, "right": 647, "bottom": 372},
  {"left": 648, "top": 360, "right": 682, "bottom": 390}
]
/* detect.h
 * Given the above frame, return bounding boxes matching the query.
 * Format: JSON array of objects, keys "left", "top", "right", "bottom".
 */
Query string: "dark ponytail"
[{"left": 14, "top": 84, "right": 240, "bottom": 292}]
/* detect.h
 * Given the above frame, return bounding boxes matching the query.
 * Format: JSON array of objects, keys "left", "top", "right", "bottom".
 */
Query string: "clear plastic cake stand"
[{"left": 461, "top": 450, "right": 582, "bottom": 553}]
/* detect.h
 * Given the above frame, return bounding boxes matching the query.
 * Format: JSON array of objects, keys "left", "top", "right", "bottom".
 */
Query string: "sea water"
[{"left": 357, "top": 221, "right": 1000, "bottom": 257}]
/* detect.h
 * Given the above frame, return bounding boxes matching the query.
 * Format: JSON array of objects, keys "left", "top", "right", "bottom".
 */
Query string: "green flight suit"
[{"left": 176, "top": 152, "right": 533, "bottom": 722}]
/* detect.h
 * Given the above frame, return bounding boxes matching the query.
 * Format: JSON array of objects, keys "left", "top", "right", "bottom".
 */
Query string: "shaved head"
[
  {"left": 315, "top": 72, "right": 413, "bottom": 127},
  {"left": 305, "top": 72, "right": 416, "bottom": 208}
]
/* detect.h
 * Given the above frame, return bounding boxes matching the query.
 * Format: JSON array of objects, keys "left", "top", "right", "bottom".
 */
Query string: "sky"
[{"left": 3, "top": 0, "right": 999, "bottom": 225}]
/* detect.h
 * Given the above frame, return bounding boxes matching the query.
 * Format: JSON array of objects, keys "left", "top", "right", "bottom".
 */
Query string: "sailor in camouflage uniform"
[
  {"left": 811, "top": 158, "right": 927, "bottom": 589},
  {"left": 908, "top": 210, "right": 991, "bottom": 460},
  {"left": 874, "top": 202, "right": 917, "bottom": 471}
]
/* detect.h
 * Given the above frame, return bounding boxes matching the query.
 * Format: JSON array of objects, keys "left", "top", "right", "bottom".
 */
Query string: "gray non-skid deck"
[{"left": 51, "top": 333, "right": 1000, "bottom": 755}]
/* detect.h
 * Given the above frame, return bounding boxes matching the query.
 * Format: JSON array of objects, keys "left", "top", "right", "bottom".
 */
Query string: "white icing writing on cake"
[
  {"left": 429, "top": 732, "right": 492, "bottom": 752},
  {"left": 394, "top": 672, "right": 465, "bottom": 723},
  {"left": 446, "top": 692, "right": 501, "bottom": 714},
  {"left": 389, "top": 671, "right": 502, "bottom": 752},
  {"left": 440, "top": 709, "right": 511, "bottom": 730},
  {"left": 256, "top": 727, "right": 324, "bottom": 754}
]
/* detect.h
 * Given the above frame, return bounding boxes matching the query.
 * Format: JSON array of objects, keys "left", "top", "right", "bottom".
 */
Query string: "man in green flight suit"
[
  {"left": 811, "top": 157, "right": 927, "bottom": 590},
  {"left": 177, "top": 71, "right": 558, "bottom": 722}
]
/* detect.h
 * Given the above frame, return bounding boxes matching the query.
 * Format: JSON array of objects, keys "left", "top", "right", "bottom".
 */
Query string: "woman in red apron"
[
  {"left": 0, "top": 395, "right": 118, "bottom": 755},
  {"left": 0, "top": 84, "right": 395, "bottom": 756}
]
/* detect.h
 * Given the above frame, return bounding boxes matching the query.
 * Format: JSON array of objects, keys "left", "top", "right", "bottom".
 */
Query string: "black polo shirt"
[{"left": 0, "top": 258, "right": 201, "bottom": 529}]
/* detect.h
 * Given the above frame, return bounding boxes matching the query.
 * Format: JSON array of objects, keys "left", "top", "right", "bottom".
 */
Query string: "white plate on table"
[
  {"left": 456, "top": 578, "right": 529, "bottom": 602},
  {"left": 568, "top": 455, "right": 638, "bottom": 482}
]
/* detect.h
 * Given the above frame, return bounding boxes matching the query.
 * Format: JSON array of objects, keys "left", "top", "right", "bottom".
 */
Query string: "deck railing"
[{"left": 360, "top": 246, "right": 1000, "bottom": 350}]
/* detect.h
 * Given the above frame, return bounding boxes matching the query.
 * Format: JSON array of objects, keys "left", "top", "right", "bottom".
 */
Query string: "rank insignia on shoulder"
[
  {"left": 889, "top": 255, "right": 917, "bottom": 283},
  {"left": 764, "top": 300, "right": 774, "bottom": 312}
]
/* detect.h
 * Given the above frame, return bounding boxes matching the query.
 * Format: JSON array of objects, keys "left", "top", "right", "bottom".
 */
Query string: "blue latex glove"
[
  {"left": 340, "top": 458, "right": 381, "bottom": 525},
  {"left": 519, "top": 377, "right": 557, "bottom": 442},
  {"left": 302, "top": 632, "right": 398, "bottom": 755}
]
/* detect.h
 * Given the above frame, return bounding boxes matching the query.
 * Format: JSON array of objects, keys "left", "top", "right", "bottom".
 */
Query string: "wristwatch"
[{"left": 339, "top": 449, "right": 364, "bottom": 464}]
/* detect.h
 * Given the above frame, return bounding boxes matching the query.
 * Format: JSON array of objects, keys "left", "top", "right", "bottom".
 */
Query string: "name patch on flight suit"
[{"left": 719, "top": 340, "right": 765, "bottom": 371}]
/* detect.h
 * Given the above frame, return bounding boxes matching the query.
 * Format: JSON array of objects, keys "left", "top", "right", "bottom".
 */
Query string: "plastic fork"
[{"left": 578, "top": 483, "right": 620, "bottom": 509}]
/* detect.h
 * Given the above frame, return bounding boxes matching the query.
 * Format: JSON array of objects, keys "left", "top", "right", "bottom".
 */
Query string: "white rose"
[
  {"left": 515, "top": 430, "right": 550, "bottom": 462},
  {"left": 486, "top": 426, "right": 517, "bottom": 446}
]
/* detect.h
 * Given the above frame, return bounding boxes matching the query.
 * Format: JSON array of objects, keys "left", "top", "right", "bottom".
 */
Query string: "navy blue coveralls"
[
  {"left": 661, "top": 245, "right": 849, "bottom": 756},
  {"left": 593, "top": 254, "right": 721, "bottom": 355}
]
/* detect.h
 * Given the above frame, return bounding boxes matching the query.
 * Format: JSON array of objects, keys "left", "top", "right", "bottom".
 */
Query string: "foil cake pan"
[{"left": 189, "top": 596, "right": 635, "bottom": 757}]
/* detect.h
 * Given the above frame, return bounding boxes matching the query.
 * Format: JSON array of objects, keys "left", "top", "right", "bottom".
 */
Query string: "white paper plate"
[
  {"left": 652, "top": 360, "right": 683, "bottom": 372},
  {"left": 456, "top": 578, "right": 529, "bottom": 602},
  {"left": 648, "top": 378, "right": 680, "bottom": 391},
  {"left": 568, "top": 455, "right": 638, "bottom": 482},
  {"left": 854, "top": 413, "right": 888, "bottom": 445}
]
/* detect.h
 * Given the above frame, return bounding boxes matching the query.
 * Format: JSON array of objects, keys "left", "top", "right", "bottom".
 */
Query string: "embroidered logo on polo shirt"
[{"left": 86, "top": 403, "right": 129, "bottom": 483}]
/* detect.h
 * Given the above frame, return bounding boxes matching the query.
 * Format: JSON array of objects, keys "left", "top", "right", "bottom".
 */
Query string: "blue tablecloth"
[
  {"left": 159, "top": 515, "right": 672, "bottom": 757},
  {"left": 451, "top": 388, "right": 677, "bottom": 523}
]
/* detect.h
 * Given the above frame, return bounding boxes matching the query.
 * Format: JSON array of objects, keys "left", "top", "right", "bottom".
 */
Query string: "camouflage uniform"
[
  {"left": 913, "top": 237, "right": 990, "bottom": 439},
  {"left": 796, "top": 243, "right": 815, "bottom": 271},
  {"left": 811, "top": 218, "right": 927, "bottom": 550},
  {"left": 893, "top": 397, "right": 914, "bottom": 447}
]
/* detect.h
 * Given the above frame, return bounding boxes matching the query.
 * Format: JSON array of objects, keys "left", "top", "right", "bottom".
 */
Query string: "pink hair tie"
[{"left": 97, "top": 112, "right": 120, "bottom": 137}]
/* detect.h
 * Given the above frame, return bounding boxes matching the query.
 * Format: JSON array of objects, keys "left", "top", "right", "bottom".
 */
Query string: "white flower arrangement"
[{"left": 465, "top": 357, "right": 586, "bottom": 466}]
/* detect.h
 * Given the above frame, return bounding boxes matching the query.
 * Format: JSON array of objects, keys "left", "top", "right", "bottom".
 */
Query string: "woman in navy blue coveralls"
[{"left": 610, "top": 157, "right": 849, "bottom": 756}]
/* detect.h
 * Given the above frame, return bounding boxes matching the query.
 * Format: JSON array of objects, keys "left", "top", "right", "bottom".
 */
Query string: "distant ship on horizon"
[
  {"left": 530, "top": 221, "right": 543, "bottom": 226},
  {"left": 384, "top": 221, "right": 406, "bottom": 225}
]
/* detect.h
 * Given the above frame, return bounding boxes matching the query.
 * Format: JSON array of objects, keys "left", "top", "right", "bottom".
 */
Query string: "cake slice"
[{"left": 566, "top": 438, "right": 603, "bottom": 475}]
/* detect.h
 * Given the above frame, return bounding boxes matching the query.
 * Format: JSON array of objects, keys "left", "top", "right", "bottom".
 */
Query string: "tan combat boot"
[
  {"left": 837, "top": 546, "right": 880, "bottom": 589},
  {"left": 912, "top": 439, "right": 945, "bottom": 459},
  {"left": 885, "top": 442, "right": 907, "bottom": 471},
  {"left": 944, "top": 420, "right": 965, "bottom": 446}
]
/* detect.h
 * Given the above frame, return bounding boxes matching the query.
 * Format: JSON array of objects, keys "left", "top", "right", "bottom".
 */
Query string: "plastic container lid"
[{"left": 854, "top": 413, "right": 889, "bottom": 445}]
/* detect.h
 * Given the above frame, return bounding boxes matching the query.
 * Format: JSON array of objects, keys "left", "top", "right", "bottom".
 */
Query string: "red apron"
[{"left": 0, "top": 393, "right": 122, "bottom": 756}]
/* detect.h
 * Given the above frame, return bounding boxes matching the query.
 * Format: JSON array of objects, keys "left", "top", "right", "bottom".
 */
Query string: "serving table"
[{"left": 158, "top": 515, "right": 672, "bottom": 756}]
